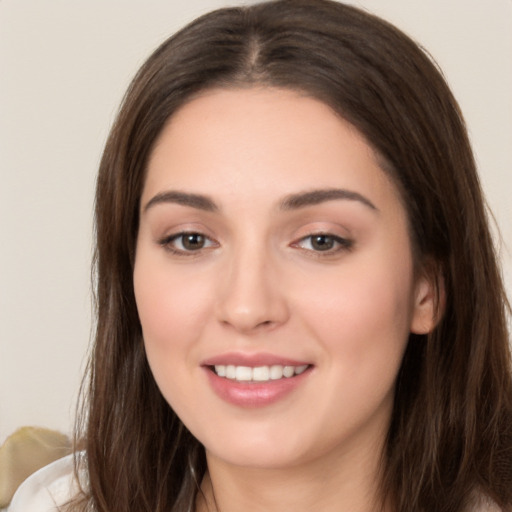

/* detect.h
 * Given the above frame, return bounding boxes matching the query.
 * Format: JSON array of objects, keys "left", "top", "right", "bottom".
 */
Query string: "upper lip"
[{"left": 201, "top": 352, "right": 311, "bottom": 367}]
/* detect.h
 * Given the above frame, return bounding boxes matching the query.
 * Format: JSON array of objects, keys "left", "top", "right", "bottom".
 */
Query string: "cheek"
[
  {"left": 133, "top": 257, "right": 219, "bottom": 423},
  {"left": 135, "top": 256, "right": 206, "bottom": 337},
  {"left": 133, "top": 252, "right": 215, "bottom": 385},
  {"left": 296, "top": 248, "right": 415, "bottom": 374}
]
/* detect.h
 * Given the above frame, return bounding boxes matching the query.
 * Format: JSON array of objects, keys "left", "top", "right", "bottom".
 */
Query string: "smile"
[{"left": 212, "top": 364, "right": 309, "bottom": 382}]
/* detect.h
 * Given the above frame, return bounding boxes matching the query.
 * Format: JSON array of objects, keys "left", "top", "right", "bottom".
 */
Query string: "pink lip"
[
  {"left": 202, "top": 352, "right": 310, "bottom": 367},
  {"left": 201, "top": 353, "right": 313, "bottom": 408}
]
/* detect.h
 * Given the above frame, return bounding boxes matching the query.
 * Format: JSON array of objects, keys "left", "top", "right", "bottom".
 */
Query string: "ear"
[{"left": 410, "top": 269, "right": 445, "bottom": 335}]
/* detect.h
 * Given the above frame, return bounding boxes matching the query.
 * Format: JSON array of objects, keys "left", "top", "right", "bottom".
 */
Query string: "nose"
[{"left": 215, "top": 245, "right": 290, "bottom": 334}]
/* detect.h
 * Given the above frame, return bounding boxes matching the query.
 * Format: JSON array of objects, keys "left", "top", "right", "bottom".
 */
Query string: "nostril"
[{"left": 255, "top": 319, "right": 277, "bottom": 330}]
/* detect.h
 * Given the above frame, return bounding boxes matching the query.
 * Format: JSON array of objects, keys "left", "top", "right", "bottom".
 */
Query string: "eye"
[
  {"left": 159, "top": 232, "right": 217, "bottom": 254},
  {"left": 294, "top": 233, "right": 353, "bottom": 253}
]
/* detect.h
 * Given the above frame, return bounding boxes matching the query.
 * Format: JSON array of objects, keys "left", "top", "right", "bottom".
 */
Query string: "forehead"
[{"left": 143, "top": 87, "right": 399, "bottom": 210}]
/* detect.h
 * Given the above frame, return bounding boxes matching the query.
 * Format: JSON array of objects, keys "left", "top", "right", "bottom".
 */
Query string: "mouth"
[
  {"left": 209, "top": 364, "right": 310, "bottom": 382},
  {"left": 202, "top": 353, "right": 313, "bottom": 406}
]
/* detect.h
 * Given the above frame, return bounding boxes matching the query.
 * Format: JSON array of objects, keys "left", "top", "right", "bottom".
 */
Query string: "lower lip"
[{"left": 204, "top": 367, "right": 312, "bottom": 407}]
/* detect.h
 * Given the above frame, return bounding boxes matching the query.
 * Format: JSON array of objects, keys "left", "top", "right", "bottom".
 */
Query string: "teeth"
[
  {"left": 213, "top": 364, "right": 309, "bottom": 382},
  {"left": 270, "top": 365, "right": 284, "bottom": 380},
  {"left": 235, "top": 366, "right": 252, "bottom": 381},
  {"left": 226, "top": 365, "right": 236, "bottom": 379},
  {"left": 283, "top": 366, "right": 295, "bottom": 378},
  {"left": 215, "top": 365, "right": 227, "bottom": 377},
  {"left": 253, "top": 366, "right": 270, "bottom": 381},
  {"left": 295, "top": 364, "right": 308, "bottom": 375}
]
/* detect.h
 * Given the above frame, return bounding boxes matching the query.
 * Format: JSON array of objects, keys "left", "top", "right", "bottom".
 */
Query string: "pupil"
[
  {"left": 183, "top": 233, "right": 204, "bottom": 250},
  {"left": 312, "top": 235, "right": 334, "bottom": 251}
]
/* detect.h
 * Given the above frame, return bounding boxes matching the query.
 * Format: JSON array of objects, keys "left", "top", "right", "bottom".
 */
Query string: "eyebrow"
[
  {"left": 143, "top": 187, "right": 378, "bottom": 214},
  {"left": 143, "top": 191, "right": 219, "bottom": 213},
  {"left": 280, "top": 188, "right": 378, "bottom": 212}
]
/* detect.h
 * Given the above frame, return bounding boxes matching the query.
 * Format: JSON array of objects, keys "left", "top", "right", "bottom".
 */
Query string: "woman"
[{"left": 9, "top": 0, "right": 512, "bottom": 511}]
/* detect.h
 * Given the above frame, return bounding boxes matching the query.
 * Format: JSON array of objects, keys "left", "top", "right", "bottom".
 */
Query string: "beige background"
[{"left": 1, "top": 0, "right": 511, "bottom": 443}]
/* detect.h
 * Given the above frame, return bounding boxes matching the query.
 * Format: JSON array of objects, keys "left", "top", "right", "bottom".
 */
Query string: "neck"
[{"left": 196, "top": 435, "right": 389, "bottom": 512}]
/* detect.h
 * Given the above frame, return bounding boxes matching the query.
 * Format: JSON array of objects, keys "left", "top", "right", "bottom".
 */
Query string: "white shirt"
[{"left": 7, "top": 454, "right": 82, "bottom": 512}]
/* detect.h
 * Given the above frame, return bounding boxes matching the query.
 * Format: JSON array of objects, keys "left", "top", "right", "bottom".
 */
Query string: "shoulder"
[{"left": 7, "top": 453, "right": 86, "bottom": 512}]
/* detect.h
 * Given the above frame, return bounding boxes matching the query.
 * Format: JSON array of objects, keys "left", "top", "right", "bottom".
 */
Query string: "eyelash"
[{"left": 158, "top": 232, "right": 353, "bottom": 256}]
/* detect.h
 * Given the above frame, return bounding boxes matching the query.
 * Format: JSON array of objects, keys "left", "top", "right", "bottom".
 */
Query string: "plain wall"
[{"left": 1, "top": 0, "right": 511, "bottom": 443}]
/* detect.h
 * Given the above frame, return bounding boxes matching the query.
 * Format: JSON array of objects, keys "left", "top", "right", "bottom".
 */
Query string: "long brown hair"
[{"left": 75, "top": 1, "right": 512, "bottom": 510}]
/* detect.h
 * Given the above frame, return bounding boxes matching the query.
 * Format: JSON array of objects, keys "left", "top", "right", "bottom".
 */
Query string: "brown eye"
[
  {"left": 294, "top": 233, "right": 353, "bottom": 253},
  {"left": 181, "top": 233, "right": 206, "bottom": 250},
  {"left": 159, "top": 232, "right": 216, "bottom": 254},
  {"left": 310, "top": 235, "right": 335, "bottom": 251}
]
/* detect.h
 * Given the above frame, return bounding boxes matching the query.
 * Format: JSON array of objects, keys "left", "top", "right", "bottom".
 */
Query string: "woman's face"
[{"left": 134, "top": 87, "right": 435, "bottom": 470}]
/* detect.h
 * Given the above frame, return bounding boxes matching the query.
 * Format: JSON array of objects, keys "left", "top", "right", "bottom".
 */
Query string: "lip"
[
  {"left": 202, "top": 352, "right": 313, "bottom": 408},
  {"left": 202, "top": 352, "right": 310, "bottom": 367}
]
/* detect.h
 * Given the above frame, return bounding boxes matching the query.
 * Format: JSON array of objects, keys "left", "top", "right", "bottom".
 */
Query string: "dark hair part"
[{"left": 76, "top": 1, "right": 512, "bottom": 511}]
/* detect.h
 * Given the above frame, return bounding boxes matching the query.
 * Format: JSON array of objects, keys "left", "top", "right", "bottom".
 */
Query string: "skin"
[{"left": 134, "top": 87, "right": 437, "bottom": 512}]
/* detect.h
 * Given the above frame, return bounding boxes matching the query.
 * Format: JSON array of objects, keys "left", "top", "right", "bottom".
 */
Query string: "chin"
[
  {"left": 206, "top": 444, "right": 308, "bottom": 470},
  {"left": 199, "top": 425, "right": 326, "bottom": 470}
]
